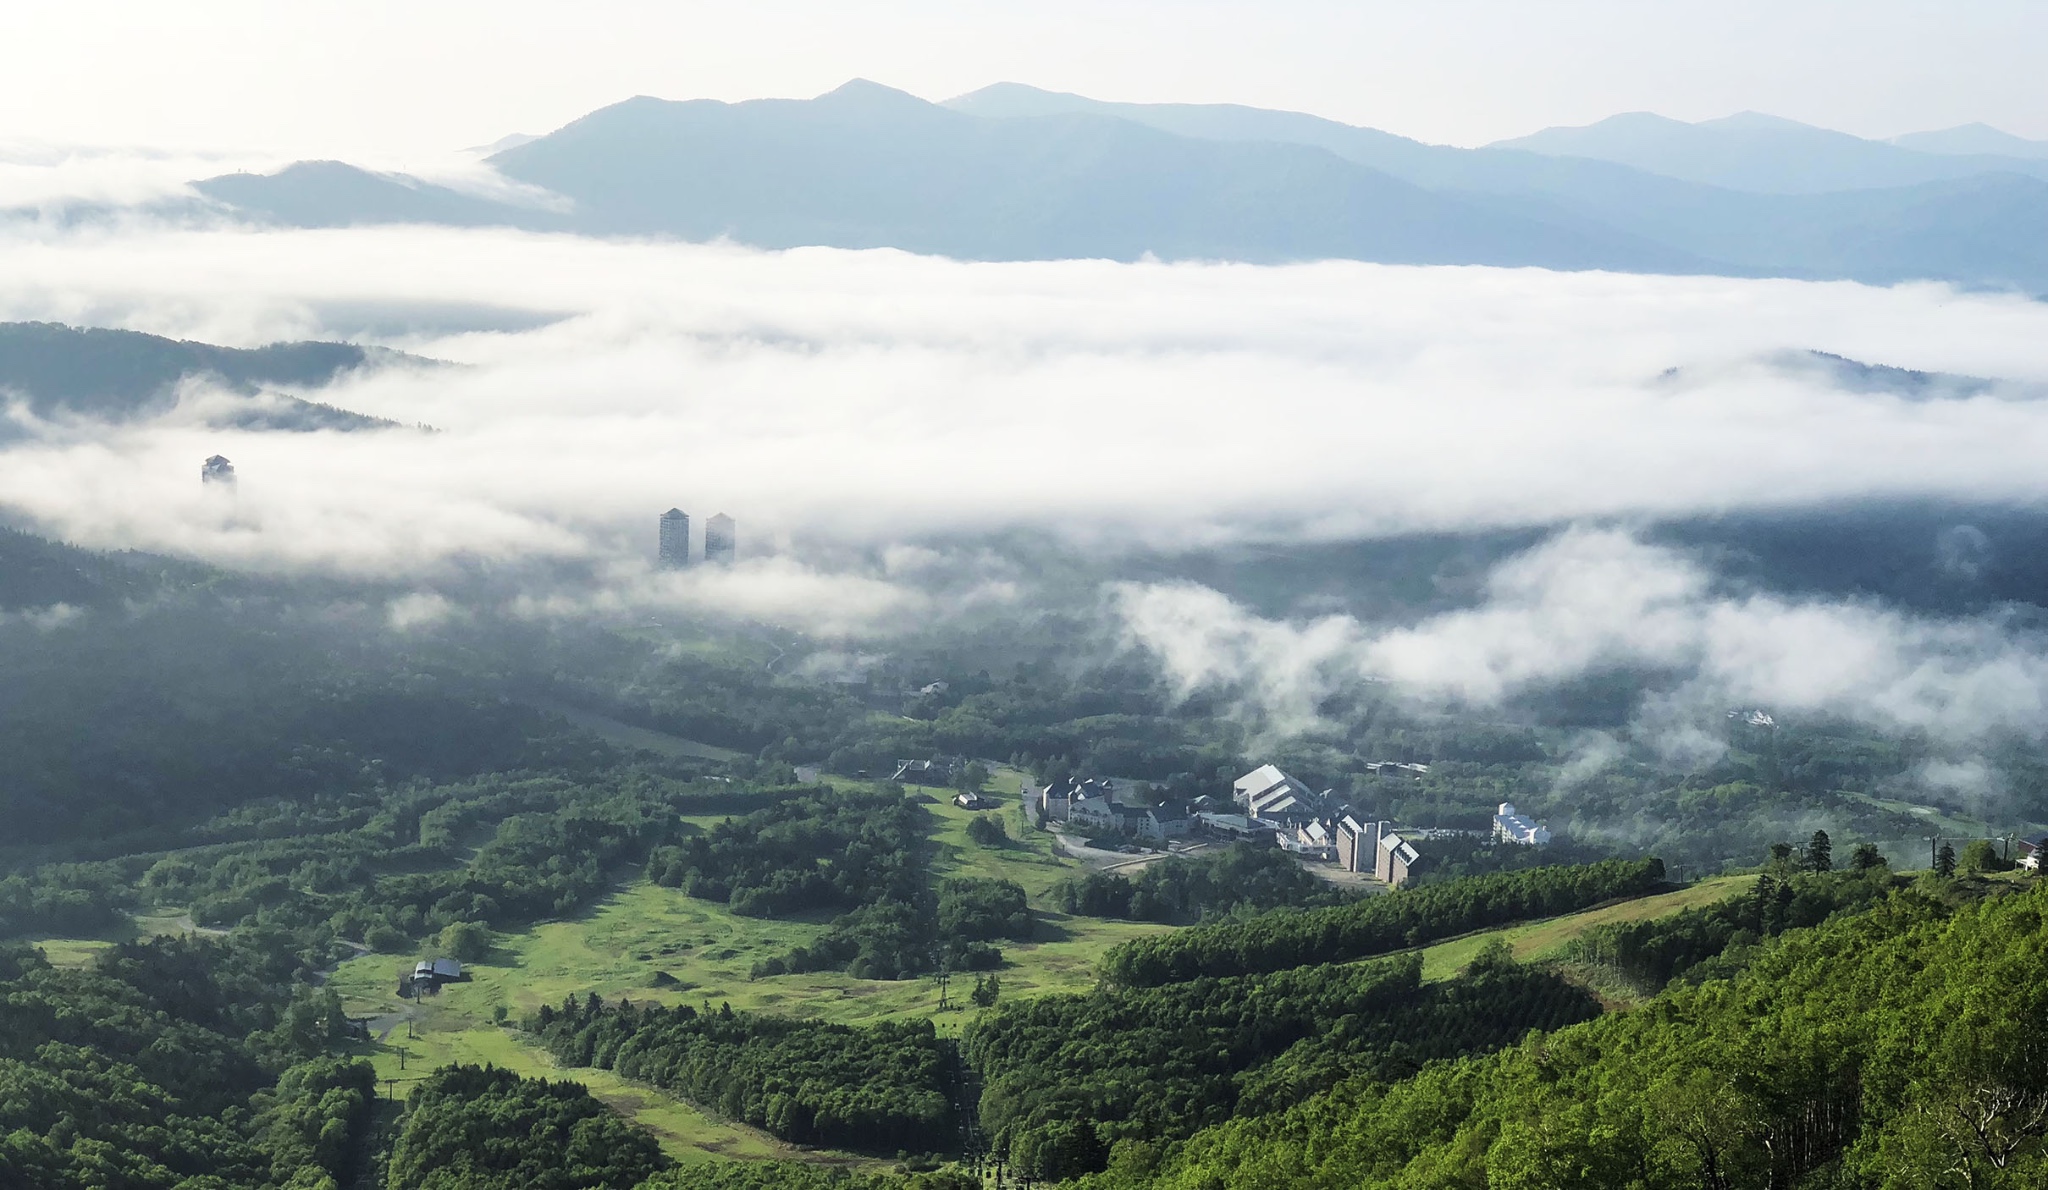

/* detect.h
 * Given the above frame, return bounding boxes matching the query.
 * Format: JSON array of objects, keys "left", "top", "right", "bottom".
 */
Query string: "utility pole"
[{"left": 935, "top": 969, "right": 951, "bottom": 1011}]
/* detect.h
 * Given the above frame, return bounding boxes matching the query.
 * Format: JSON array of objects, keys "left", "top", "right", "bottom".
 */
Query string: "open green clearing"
[
  {"left": 526, "top": 698, "right": 746, "bottom": 762},
  {"left": 317, "top": 774, "right": 1168, "bottom": 1162},
  {"left": 1415, "top": 873, "right": 1755, "bottom": 981}
]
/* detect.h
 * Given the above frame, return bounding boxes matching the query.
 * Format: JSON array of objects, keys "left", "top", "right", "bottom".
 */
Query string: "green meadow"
[{"left": 317, "top": 773, "right": 1169, "bottom": 1162}]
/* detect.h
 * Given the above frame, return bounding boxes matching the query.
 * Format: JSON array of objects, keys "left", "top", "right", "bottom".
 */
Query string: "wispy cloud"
[{"left": 1116, "top": 528, "right": 2048, "bottom": 746}]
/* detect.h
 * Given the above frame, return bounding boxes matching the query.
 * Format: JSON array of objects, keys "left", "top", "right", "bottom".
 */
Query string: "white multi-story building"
[
  {"left": 1493, "top": 802, "right": 1552, "bottom": 846},
  {"left": 1233, "top": 764, "right": 1317, "bottom": 821}
]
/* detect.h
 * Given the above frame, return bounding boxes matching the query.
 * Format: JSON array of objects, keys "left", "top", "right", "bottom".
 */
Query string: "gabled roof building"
[
  {"left": 1376, "top": 830, "right": 1422, "bottom": 887},
  {"left": 1233, "top": 764, "right": 1324, "bottom": 822},
  {"left": 1493, "top": 802, "right": 1552, "bottom": 846}
]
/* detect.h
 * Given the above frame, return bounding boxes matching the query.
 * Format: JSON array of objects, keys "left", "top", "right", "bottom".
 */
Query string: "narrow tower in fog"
[
  {"left": 704, "top": 513, "right": 736, "bottom": 565},
  {"left": 201, "top": 455, "right": 236, "bottom": 487},
  {"left": 658, "top": 508, "right": 691, "bottom": 569}
]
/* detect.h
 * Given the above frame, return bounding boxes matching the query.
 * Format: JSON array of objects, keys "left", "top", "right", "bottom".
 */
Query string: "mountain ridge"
[
  {"left": 0, "top": 321, "right": 426, "bottom": 431},
  {"left": 169, "top": 81, "right": 2048, "bottom": 294}
]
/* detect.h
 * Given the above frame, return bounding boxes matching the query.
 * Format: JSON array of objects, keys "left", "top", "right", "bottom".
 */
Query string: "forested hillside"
[
  {"left": 963, "top": 953, "right": 1598, "bottom": 1180},
  {"left": 0, "top": 522, "right": 2041, "bottom": 1189},
  {"left": 0, "top": 321, "right": 412, "bottom": 428},
  {"left": 0, "top": 937, "right": 369, "bottom": 1188},
  {"left": 1076, "top": 877, "right": 2048, "bottom": 1189}
]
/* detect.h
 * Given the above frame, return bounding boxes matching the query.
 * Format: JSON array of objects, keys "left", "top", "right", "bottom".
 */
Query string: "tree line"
[
  {"left": 1099, "top": 857, "right": 1667, "bottom": 987},
  {"left": 531, "top": 994, "right": 956, "bottom": 1153},
  {"left": 1056, "top": 843, "right": 1352, "bottom": 924},
  {"left": 650, "top": 787, "right": 1033, "bottom": 979}
]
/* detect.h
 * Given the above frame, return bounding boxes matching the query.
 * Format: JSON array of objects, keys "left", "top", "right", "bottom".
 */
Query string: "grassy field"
[
  {"left": 342, "top": 1001, "right": 795, "bottom": 1165},
  {"left": 317, "top": 770, "right": 1166, "bottom": 1163},
  {"left": 526, "top": 699, "right": 745, "bottom": 762},
  {"left": 1415, "top": 874, "right": 1754, "bottom": 982},
  {"left": 29, "top": 908, "right": 201, "bottom": 969}
]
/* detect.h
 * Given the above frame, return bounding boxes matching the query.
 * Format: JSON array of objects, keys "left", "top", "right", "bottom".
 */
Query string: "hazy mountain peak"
[
  {"left": 816, "top": 78, "right": 936, "bottom": 109},
  {"left": 1701, "top": 111, "right": 1824, "bottom": 132},
  {"left": 1542, "top": 111, "right": 1692, "bottom": 135},
  {"left": 1892, "top": 122, "right": 2048, "bottom": 160},
  {"left": 945, "top": 81, "right": 1111, "bottom": 117},
  {"left": 1493, "top": 107, "right": 2048, "bottom": 194}
]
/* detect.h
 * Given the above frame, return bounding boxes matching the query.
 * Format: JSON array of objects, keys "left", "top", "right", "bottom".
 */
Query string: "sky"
[{"left": 3, "top": 0, "right": 2045, "bottom": 158}]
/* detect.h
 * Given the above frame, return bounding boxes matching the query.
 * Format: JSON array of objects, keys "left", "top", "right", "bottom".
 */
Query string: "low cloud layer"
[
  {"left": 5, "top": 222, "right": 2048, "bottom": 562},
  {"left": 2, "top": 192, "right": 2048, "bottom": 634},
  {"left": 1117, "top": 528, "right": 2048, "bottom": 747}
]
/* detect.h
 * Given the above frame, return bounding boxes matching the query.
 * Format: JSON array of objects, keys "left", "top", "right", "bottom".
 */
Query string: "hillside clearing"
[{"left": 1416, "top": 874, "right": 1755, "bottom": 982}]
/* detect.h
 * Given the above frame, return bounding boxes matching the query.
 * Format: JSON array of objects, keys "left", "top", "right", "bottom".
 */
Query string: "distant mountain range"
[
  {"left": 179, "top": 80, "right": 2048, "bottom": 292},
  {"left": 1489, "top": 110, "right": 2048, "bottom": 194},
  {"left": 0, "top": 322, "right": 419, "bottom": 431}
]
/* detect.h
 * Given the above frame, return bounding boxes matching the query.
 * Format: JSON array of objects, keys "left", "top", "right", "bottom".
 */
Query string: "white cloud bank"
[
  {"left": 2, "top": 204, "right": 2048, "bottom": 650},
  {"left": 0, "top": 221, "right": 2046, "bottom": 583},
  {"left": 1116, "top": 527, "right": 2048, "bottom": 746}
]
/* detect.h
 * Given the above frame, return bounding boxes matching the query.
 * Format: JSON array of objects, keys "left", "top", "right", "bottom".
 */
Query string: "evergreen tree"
[
  {"left": 971, "top": 974, "right": 1001, "bottom": 1008},
  {"left": 1807, "top": 830, "right": 1832, "bottom": 873},
  {"left": 1850, "top": 842, "right": 1885, "bottom": 871},
  {"left": 1935, "top": 841, "right": 1957, "bottom": 878},
  {"left": 1749, "top": 874, "right": 1779, "bottom": 931}
]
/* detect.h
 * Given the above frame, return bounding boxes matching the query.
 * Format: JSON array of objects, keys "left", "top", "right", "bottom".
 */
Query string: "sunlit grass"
[
  {"left": 322, "top": 770, "right": 1162, "bottom": 1159},
  {"left": 1416, "top": 874, "right": 1755, "bottom": 982}
]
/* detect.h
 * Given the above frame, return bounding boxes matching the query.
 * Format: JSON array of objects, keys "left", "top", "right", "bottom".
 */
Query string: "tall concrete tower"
[
  {"left": 658, "top": 509, "right": 690, "bottom": 569},
  {"left": 704, "top": 513, "right": 736, "bottom": 565}
]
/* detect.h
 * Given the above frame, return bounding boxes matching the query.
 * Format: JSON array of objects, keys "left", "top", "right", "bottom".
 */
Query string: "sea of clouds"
[{"left": 4, "top": 167, "right": 2048, "bottom": 762}]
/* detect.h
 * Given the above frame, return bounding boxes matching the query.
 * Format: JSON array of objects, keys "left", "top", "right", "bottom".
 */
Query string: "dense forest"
[
  {"left": 0, "top": 937, "right": 369, "bottom": 1189},
  {"left": 533, "top": 995, "right": 956, "bottom": 1152},
  {"left": 385, "top": 1065, "right": 667, "bottom": 1190}
]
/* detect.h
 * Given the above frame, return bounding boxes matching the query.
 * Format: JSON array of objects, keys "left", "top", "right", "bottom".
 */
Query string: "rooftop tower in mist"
[
  {"left": 704, "top": 513, "right": 735, "bottom": 565},
  {"left": 201, "top": 455, "right": 236, "bottom": 486},
  {"left": 658, "top": 508, "right": 690, "bottom": 569}
]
